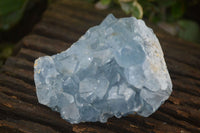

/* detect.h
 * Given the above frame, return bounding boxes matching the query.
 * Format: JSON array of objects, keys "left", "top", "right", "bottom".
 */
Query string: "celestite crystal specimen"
[{"left": 34, "top": 14, "right": 172, "bottom": 124}]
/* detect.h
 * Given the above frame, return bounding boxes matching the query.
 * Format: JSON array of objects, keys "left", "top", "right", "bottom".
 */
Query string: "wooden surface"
[{"left": 1, "top": 0, "right": 200, "bottom": 132}]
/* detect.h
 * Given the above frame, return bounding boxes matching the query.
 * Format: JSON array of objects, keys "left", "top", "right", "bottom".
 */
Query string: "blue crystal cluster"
[{"left": 34, "top": 14, "right": 172, "bottom": 124}]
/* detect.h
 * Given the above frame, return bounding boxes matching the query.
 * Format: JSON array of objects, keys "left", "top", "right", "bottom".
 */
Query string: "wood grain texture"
[{"left": 0, "top": 0, "right": 200, "bottom": 132}]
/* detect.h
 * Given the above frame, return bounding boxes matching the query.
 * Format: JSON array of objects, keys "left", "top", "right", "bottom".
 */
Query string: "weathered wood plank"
[
  {"left": 169, "top": 90, "right": 200, "bottom": 108},
  {"left": 0, "top": 92, "right": 73, "bottom": 133},
  {"left": 22, "top": 35, "right": 70, "bottom": 55},
  {"left": 172, "top": 75, "right": 200, "bottom": 97},
  {"left": 17, "top": 48, "right": 46, "bottom": 62},
  {"left": 5, "top": 57, "right": 33, "bottom": 71},
  {"left": 0, "top": 74, "right": 35, "bottom": 96},
  {"left": 0, "top": 120, "right": 57, "bottom": 133},
  {"left": 151, "top": 111, "right": 200, "bottom": 132},
  {"left": 160, "top": 102, "right": 200, "bottom": 127},
  {"left": 0, "top": 0, "right": 200, "bottom": 132},
  {"left": 0, "top": 86, "right": 37, "bottom": 104},
  {"left": 1, "top": 65, "right": 34, "bottom": 86}
]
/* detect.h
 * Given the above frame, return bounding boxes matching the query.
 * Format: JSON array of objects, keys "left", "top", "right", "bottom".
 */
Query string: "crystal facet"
[{"left": 34, "top": 14, "right": 172, "bottom": 124}]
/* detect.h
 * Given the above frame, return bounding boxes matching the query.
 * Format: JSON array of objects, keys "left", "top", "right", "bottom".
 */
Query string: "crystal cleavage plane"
[{"left": 34, "top": 14, "right": 172, "bottom": 124}]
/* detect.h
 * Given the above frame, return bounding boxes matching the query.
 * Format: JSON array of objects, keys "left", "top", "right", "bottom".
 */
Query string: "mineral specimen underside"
[{"left": 34, "top": 14, "right": 172, "bottom": 124}]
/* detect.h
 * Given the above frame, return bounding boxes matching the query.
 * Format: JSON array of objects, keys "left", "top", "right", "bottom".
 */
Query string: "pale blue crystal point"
[{"left": 34, "top": 14, "right": 172, "bottom": 124}]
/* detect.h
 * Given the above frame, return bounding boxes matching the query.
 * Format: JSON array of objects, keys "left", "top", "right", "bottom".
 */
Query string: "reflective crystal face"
[{"left": 34, "top": 14, "right": 172, "bottom": 124}]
